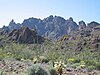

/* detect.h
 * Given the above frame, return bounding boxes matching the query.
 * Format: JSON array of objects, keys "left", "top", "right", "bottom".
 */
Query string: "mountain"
[
  {"left": 1, "top": 15, "right": 100, "bottom": 40},
  {"left": 2, "top": 15, "right": 79, "bottom": 40}
]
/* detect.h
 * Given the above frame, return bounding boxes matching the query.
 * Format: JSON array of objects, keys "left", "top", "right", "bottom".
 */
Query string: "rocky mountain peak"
[
  {"left": 68, "top": 17, "right": 73, "bottom": 21},
  {"left": 43, "top": 15, "right": 54, "bottom": 22},
  {"left": 8, "top": 26, "right": 44, "bottom": 44},
  {"left": 79, "top": 20, "right": 86, "bottom": 29},
  {"left": 54, "top": 16, "right": 66, "bottom": 22},
  {"left": 9, "top": 19, "right": 16, "bottom": 26},
  {"left": 87, "top": 21, "right": 100, "bottom": 28}
]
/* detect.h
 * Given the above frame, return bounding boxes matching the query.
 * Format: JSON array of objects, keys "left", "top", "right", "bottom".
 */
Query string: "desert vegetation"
[
  {"left": 0, "top": 35, "right": 100, "bottom": 75},
  {"left": 0, "top": 16, "right": 100, "bottom": 75}
]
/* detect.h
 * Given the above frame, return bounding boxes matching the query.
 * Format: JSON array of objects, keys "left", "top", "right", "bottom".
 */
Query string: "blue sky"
[{"left": 0, "top": 0, "right": 100, "bottom": 27}]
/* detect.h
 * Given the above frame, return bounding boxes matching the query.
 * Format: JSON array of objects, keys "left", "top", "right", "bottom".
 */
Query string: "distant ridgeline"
[{"left": 0, "top": 15, "right": 100, "bottom": 42}]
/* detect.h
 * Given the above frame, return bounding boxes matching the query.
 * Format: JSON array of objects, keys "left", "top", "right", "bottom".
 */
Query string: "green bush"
[
  {"left": 0, "top": 71, "right": 3, "bottom": 75},
  {"left": 87, "top": 65, "right": 95, "bottom": 71},
  {"left": 67, "top": 58, "right": 80, "bottom": 64},
  {"left": 85, "top": 60, "right": 96, "bottom": 66},
  {"left": 28, "top": 65, "right": 48, "bottom": 75},
  {"left": 39, "top": 56, "right": 49, "bottom": 63},
  {"left": 70, "top": 63, "right": 80, "bottom": 69},
  {"left": 0, "top": 53, "right": 5, "bottom": 60},
  {"left": 95, "top": 62, "right": 100, "bottom": 70},
  {"left": 49, "top": 68, "right": 56, "bottom": 75}
]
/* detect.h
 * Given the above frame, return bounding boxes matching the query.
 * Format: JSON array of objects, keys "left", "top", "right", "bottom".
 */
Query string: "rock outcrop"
[
  {"left": 87, "top": 21, "right": 100, "bottom": 28},
  {"left": 79, "top": 21, "right": 86, "bottom": 29},
  {"left": 8, "top": 27, "right": 44, "bottom": 44},
  {"left": 8, "top": 19, "right": 21, "bottom": 30}
]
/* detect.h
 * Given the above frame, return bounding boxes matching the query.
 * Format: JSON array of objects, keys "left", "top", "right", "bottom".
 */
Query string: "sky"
[{"left": 0, "top": 0, "right": 100, "bottom": 27}]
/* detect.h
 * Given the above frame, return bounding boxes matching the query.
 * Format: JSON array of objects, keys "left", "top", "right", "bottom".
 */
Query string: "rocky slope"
[{"left": 7, "top": 26, "right": 44, "bottom": 44}]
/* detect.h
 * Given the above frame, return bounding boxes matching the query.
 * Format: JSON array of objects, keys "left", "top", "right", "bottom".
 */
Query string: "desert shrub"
[
  {"left": 67, "top": 58, "right": 80, "bottom": 64},
  {"left": 28, "top": 65, "right": 48, "bottom": 75},
  {"left": 19, "top": 49, "right": 34, "bottom": 60},
  {"left": 0, "top": 71, "right": 3, "bottom": 75},
  {"left": 46, "top": 51, "right": 60, "bottom": 61},
  {"left": 39, "top": 56, "right": 49, "bottom": 63},
  {"left": 49, "top": 68, "right": 56, "bottom": 75},
  {"left": 70, "top": 63, "right": 80, "bottom": 69},
  {"left": 33, "top": 57, "right": 39, "bottom": 64},
  {"left": 74, "top": 59, "right": 80, "bottom": 63},
  {"left": 85, "top": 60, "right": 96, "bottom": 66},
  {"left": 95, "top": 62, "right": 100, "bottom": 70},
  {"left": 0, "top": 53, "right": 5, "bottom": 60},
  {"left": 87, "top": 65, "right": 95, "bottom": 71},
  {"left": 14, "top": 55, "right": 22, "bottom": 61}
]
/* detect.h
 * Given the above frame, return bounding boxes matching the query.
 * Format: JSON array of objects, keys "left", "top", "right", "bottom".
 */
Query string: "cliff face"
[{"left": 8, "top": 27, "right": 44, "bottom": 44}]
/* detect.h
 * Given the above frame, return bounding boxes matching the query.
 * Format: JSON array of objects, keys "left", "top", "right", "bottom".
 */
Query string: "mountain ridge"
[{"left": 1, "top": 15, "right": 100, "bottom": 40}]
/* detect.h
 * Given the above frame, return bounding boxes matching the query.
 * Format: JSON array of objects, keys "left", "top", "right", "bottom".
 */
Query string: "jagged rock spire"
[
  {"left": 79, "top": 20, "right": 86, "bottom": 29},
  {"left": 9, "top": 19, "right": 16, "bottom": 26},
  {"left": 69, "top": 17, "right": 73, "bottom": 21}
]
